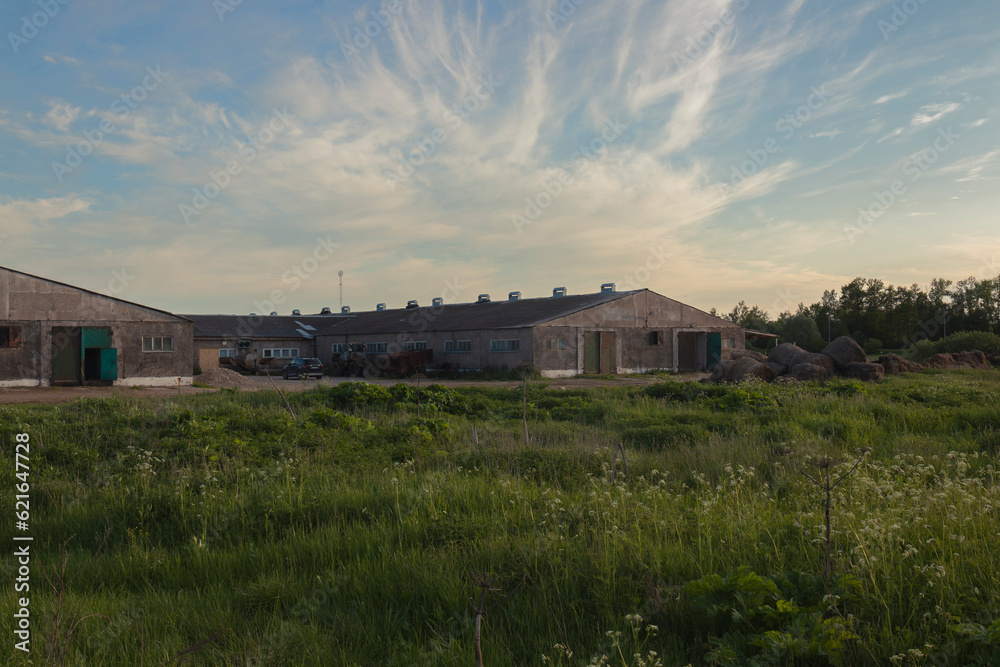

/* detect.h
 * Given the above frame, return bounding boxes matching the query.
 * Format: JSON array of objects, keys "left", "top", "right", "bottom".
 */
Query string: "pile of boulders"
[{"left": 710, "top": 335, "right": 997, "bottom": 384}]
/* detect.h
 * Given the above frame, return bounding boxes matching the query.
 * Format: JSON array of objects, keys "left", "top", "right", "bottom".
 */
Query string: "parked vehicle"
[{"left": 281, "top": 357, "right": 325, "bottom": 379}]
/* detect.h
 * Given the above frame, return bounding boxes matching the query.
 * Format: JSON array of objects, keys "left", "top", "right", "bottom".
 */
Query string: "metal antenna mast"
[{"left": 338, "top": 270, "right": 344, "bottom": 310}]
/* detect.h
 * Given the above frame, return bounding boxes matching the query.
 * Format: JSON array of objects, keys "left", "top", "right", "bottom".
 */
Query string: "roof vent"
[
  {"left": 406, "top": 299, "right": 419, "bottom": 309},
  {"left": 552, "top": 287, "right": 567, "bottom": 298},
  {"left": 341, "top": 306, "right": 351, "bottom": 314},
  {"left": 320, "top": 306, "right": 332, "bottom": 315},
  {"left": 376, "top": 303, "right": 387, "bottom": 311},
  {"left": 249, "top": 313, "right": 256, "bottom": 316},
  {"left": 432, "top": 297, "right": 444, "bottom": 307},
  {"left": 270, "top": 311, "right": 278, "bottom": 316},
  {"left": 291, "top": 309, "right": 301, "bottom": 316},
  {"left": 508, "top": 291, "right": 521, "bottom": 302},
  {"left": 477, "top": 293, "right": 491, "bottom": 303},
  {"left": 601, "top": 283, "right": 616, "bottom": 294}
]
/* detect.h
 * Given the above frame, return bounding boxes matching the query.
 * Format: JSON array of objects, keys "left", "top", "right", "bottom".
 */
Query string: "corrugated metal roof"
[
  {"left": 322, "top": 290, "right": 643, "bottom": 335},
  {"left": 182, "top": 314, "right": 347, "bottom": 339}
]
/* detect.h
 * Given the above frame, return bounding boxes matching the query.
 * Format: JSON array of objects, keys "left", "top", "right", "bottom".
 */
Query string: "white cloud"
[
  {"left": 810, "top": 129, "right": 842, "bottom": 139},
  {"left": 911, "top": 102, "right": 961, "bottom": 127},
  {"left": 874, "top": 91, "right": 908, "bottom": 104}
]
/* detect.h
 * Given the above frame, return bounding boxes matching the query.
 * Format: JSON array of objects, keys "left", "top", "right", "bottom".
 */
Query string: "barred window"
[
  {"left": 142, "top": 336, "right": 174, "bottom": 352},
  {"left": 444, "top": 340, "right": 472, "bottom": 353},
  {"left": 490, "top": 339, "right": 520, "bottom": 353}
]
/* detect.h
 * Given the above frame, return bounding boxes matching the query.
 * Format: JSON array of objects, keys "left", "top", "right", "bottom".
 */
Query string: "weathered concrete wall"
[
  {"left": 318, "top": 328, "right": 534, "bottom": 371},
  {"left": 192, "top": 338, "right": 315, "bottom": 373},
  {"left": 0, "top": 321, "right": 41, "bottom": 385},
  {"left": 1, "top": 270, "right": 179, "bottom": 322}
]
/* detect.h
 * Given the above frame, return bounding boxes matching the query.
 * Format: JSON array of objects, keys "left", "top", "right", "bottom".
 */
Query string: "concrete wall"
[
  {"left": 318, "top": 328, "right": 534, "bottom": 371},
  {"left": 192, "top": 338, "right": 316, "bottom": 373}
]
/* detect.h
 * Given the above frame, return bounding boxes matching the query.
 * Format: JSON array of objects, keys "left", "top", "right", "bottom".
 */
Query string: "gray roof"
[
  {"left": 183, "top": 314, "right": 348, "bottom": 339},
  {"left": 322, "top": 290, "right": 642, "bottom": 335}
]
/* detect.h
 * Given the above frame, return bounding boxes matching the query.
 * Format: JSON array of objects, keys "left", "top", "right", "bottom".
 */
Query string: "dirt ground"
[{"left": 0, "top": 373, "right": 709, "bottom": 405}]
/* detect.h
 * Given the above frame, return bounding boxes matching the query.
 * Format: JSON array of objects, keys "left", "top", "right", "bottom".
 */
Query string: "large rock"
[
  {"left": 731, "top": 349, "right": 767, "bottom": 363},
  {"left": 788, "top": 363, "right": 830, "bottom": 382},
  {"left": 789, "top": 352, "right": 836, "bottom": 375},
  {"left": 710, "top": 360, "right": 735, "bottom": 382},
  {"left": 822, "top": 336, "right": 867, "bottom": 369},
  {"left": 841, "top": 362, "right": 885, "bottom": 382},
  {"left": 726, "top": 357, "right": 776, "bottom": 383},
  {"left": 878, "top": 354, "right": 922, "bottom": 375},
  {"left": 768, "top": 343, "right": 805, "bottom": 368}
]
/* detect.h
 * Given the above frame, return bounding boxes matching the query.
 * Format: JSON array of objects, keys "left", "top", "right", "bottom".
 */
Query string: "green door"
[
  {"left": 583, "top": 333, "right": 600, "bottom": 374},
  {"left": 51, "top": 327, "right": 82, "bottom": 385},
  {"left": 100, "top": 348, "right": 118, "bottom": 381},
  {"left": 707, "top": 333, "right": 722, "bottom": 370}
]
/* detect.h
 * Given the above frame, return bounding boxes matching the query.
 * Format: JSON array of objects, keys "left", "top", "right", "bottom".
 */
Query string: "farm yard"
[{"left": 2, "top": 370, "right": 999, "bottom": 665}]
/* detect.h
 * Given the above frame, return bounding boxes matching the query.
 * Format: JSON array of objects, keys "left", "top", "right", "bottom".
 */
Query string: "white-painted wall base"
[{"left": 114, "top": 377, "right": 193, "bottom": 387}]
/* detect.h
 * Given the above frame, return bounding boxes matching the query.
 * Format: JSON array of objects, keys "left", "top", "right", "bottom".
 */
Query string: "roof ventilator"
[{"left": 552, "top": 287, "right": 567, "bottom": 298}]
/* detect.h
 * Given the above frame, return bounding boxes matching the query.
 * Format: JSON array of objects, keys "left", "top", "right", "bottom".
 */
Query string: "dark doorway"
[
  {"left": 677, "top": 332, "right": 697, "bottom": 371},
  {"left": 51, "top": 327, "right": 82, "bottom": 385},
  {"left": 82, "top": 327, "right": 116, "bottom": 383}
]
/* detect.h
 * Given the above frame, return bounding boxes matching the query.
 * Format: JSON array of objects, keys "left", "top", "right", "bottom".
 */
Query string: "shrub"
[
  {"left": 863, "top": 338, "right": 883, "bottom": 355},
  {"left": 934, "top": 331, "right": 1000, "bottom": 357}
]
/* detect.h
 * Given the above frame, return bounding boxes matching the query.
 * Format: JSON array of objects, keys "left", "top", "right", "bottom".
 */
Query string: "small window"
[
  {"left": 218, "top": 349, "right": 238, "bottom": 358},
  {"left": 367, "top": 342, "right": 388, "bottom": 354},
  {"left": 142, "top": 336, "right": 174, "bottom": 352},
  {"left": 402, "top": 341, "right": 427, "bottom": 351},
  {"left": 0, "top": 326, "right": 22, "bottom": 349},
  {"left": 350, "top": 344, "right": 366, "bottom": 353},
  {"left": 545, "top": 338, "right": 566, "bottom": 351},
  {"left": 648, "top": 331, "right": 664, "bottom": 346},
  {"left": 490, "top": 339, "right": 520, "bottom": 353},
  {"left": 263, "top": 348, "right": 299, "bottom": 358},
  {"left": 331, "top": 343, "right": 348, "bottom": 354},
  {"left": 723, "top": 338, "right": 736, "bottom": 349},
  {"left": 444, "top": 340, "right": 471, "bottom": 353}
]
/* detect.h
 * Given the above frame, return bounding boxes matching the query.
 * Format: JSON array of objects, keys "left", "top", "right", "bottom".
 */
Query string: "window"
[
  {"left": 402, "top": 341, "right": 427, "bottom": 351},
  {"left": 350, "top": 343, "right": 367, "bottom": 353},
  {"left": 218, "top": 348, "right": 238, "bottom": 358},
  {"left": 263, "top": 348, "right": 299, "bottom": 358},
  {"left": 545, "top": 338, "right": 566, "bottom": 351},
  {"left": 648, "top": 331, "right": 664, "bottom": 346},
  {"left": 0, "top": 326, "right": 22, "bottom": 349},
  {"left": 722, "top": 337, "right": 736, "bottom": 349},
  {"left": 444, "top": 340, "right": 472, "bottom": 353},
  {"left": 490, "top": 339, "right": 520, "bottom": 353},
  {"left": 331, "top": 343, "right": 348, "bottom": 354},
  {"left": 367, "top": 342, "right": 388, "bottom": 354},
  {"left": 142, "top": 336, "right": 174, "bottom": 352}
]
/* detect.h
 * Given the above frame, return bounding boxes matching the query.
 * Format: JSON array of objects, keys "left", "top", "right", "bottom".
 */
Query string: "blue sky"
[{"left": 1, "top": 0, "right": 998, "bottom": 316}]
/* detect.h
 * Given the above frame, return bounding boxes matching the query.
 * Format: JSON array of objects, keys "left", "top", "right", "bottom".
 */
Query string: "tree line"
[{"left": 714, "top": 275, "right": 1000, "bottom": 353}]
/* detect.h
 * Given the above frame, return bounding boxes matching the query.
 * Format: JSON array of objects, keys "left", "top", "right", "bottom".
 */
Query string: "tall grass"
[{"left": 1, "top": 371, "right": 998, "bottom": 665}]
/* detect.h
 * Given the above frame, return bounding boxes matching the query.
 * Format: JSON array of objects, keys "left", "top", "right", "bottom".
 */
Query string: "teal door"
[{"left": 707, "top": 333, "right": 722, "bottom": 370}]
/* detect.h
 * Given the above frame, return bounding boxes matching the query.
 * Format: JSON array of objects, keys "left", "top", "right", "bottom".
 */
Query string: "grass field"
[{"left": 2, "top": 371, "right": 999, "bottom": 665}]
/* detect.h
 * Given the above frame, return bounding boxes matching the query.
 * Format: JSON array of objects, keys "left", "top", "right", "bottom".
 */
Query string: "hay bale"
[
  {"left": 710, "top": 360, "right": 735, "bottom": 382},
  {"left": 789, "top": 352, "right": 836, "bottom": 375},
  {"left": 922, "top": 353, "right": 956, "bottom": 369},
  {"left": 822, "top": 336, "right": 867, "bottom": 368},
  {"left": 788, "top": 363, "right": 830, "bottom": 382},
  {"left": 841, "top": 362, "right": 885, "bottom": 382},
  {"left": 731, "top": 349, "right": 766, "bottom": 363},
  {"left": 768, "top": 343, "right": 805, "bottom": 368},
  {"left": 955, "top": 350, "right": 991, "bottom": 369},
  {"left": 877, "top": 354, "right": 922, "bottom": 375},
  {"left": 764, "top": 360, "right": 787, "bottom": 377},
  {"left": 726, "top": 357, "right": 776, "bottom": 383}
]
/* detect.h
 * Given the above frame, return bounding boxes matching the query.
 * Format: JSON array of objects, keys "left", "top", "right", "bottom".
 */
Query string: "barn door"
[
  {"left": 51, "top": 327, "right": 82, "bottom": 385},
  {"left": 583, "top": 332, "right": 600, "bottom": 374},
  {"left": 599, "top": 332, "right": 616, "bottom": 373},
  {"left": 707, "top": 333, "right": 722, "bottom": 370}
]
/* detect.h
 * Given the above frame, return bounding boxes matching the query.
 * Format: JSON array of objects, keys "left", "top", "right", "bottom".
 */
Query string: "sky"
[{"left": 0, "top": 0, "right": 998, "bottom": 317}]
